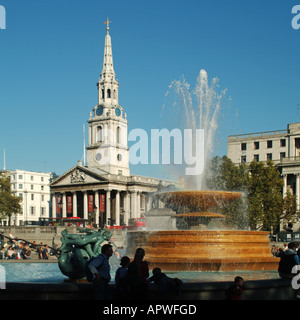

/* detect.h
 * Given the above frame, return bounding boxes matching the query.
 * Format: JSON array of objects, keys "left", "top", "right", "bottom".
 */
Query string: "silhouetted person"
[{"left": 127, "top": 248, "right": 149, "bottom": 299}]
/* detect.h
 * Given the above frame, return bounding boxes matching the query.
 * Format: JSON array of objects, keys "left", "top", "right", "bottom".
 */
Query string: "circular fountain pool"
[{"left": 0, "top": 262, "right": 280, "bottom": 283}]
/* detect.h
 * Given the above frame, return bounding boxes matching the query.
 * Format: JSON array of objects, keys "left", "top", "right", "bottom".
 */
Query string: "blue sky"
[{"left": 0, "top": 0, "right": 300, "bottom": 179}]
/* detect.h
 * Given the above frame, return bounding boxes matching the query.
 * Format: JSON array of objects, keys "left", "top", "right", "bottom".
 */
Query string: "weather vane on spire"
[{"left": 104, "top": 17, "right": 111, "bottom": 33}]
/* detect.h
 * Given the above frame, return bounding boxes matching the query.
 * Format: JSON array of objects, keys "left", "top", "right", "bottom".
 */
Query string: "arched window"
[
  {"left": 97, "top": 126, "right": 103, "bottom": 143},
  {"left": 117, "top": 126, "right": 121, "bottom": 144},
  {"left": 107, "top": 89, "right": 111, "bottom": 98}
]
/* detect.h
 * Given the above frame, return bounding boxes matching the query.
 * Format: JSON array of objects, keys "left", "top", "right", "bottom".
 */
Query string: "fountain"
[
  {"left": 126, "top": 70, "right": 279, "bottom": 273},
  {"left": 127, "top": 190, "right": 278, "bottom": 272}
]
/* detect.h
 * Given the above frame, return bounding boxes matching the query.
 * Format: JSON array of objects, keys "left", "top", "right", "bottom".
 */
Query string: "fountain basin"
[
  {"left": 126, "top": 230, "right": 279, "bottom": 271},
  {"left": 158, "top": 191, "right": 242, "bottom": 211}
]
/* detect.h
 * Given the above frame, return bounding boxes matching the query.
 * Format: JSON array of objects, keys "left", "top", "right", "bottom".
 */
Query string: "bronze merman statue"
[{"left": 58, "top": 228, "right": 112, "bottom": 280}]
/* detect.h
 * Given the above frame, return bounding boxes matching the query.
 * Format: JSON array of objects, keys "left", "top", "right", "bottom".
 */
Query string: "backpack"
[{"left": 85, "top": 255, "right": 104, "bottom": 282}]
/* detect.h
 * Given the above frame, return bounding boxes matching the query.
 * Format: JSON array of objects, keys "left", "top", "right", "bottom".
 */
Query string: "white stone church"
[{"left": 50, "top": 21, "right": 173, "bottom": 227}]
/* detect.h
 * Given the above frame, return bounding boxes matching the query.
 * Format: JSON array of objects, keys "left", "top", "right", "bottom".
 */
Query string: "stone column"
[
  {"left": 124, "top": 192, "right": 130, "bottom": 225},
  {"left": 62, "top": 193, "right": 67, "bottom": 218},
  {"left": 282, "top": 174, "right": 287, "bottom": 197},
  {"left": 137, "top": 192, "right": 141, "bottom": 218},
  {"left": 72, "top": 192, "right": 77, "bottom": 217},
  {"left": 296, "top": 173, "right": 300, "bottom": 210},
  {"left": 83, "top": 191, "right": 88, "bottom": 220},
  {"left": 95, "top": 190, "right": 99, "bottom": 227},
  {"left": 52, "top": 194, "right": 56, "bottom": 218},
  {"left": 115, "top": 190, "right": 120, "bottom": 226},
  {"left": 130, "top": 191, "right": 136, "bottom": 219},
  {"left": 106, "top": 189, "right": 111, "bottom": 226}
]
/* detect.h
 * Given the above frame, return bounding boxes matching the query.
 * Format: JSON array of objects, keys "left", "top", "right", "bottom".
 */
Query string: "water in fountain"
[{"left": 163, "top": 69, "right": 228, "bottom": 190}]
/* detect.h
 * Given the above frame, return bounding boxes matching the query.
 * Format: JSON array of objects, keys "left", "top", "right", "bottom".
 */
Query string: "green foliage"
[
  {"left": 0, "top": 173, "right": 22, "bottom": 225},
  {"left": 282, "top": 190, "right": 300, "bottom": 227},
  {"left": 246, "top": 161, "right": 283, "bottom": 231},
  {"left": 206, "top": 157, "right": 284, "bottom": 231}
]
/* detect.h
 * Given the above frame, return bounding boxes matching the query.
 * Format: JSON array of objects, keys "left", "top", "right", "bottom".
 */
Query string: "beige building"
[
  {"left": 228, "top": 122, "right": 300, "bottom": 231},
  {"left": 3, "top": 169, "right": 51, "bottom": 226},
  {"left": 50, "top": 22, "right": 174, "bottom": 227}
]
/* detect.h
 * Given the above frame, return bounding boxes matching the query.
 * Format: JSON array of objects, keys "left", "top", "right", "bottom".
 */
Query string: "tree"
[
  {"left": 246, "top": 161, "right": 283, "bottom": 231},
  {"left": 0, "top": 173, "right": 22, "bottom": 225},
  {"left": 206, "top": 157, "right": 284, "bottom": 231},
  {"left": 281, "top": 190, "right": 300, "bottom": 230},
  {"left": 205, "top": 156, "right": 249, "bottom": 229}
]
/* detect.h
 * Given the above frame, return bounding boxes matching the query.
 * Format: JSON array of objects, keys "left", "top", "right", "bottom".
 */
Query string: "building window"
[
  {"left": 241, "top": 143, "right": 247, "bottom": 151},
  {"left": 41, "top": 207, "right": 46, "bottom": 216},
  {"left": 31, "top": 185, "right": 34, "bottom": 190},
  {"left": 267, "top": 153, "right": 272, "bottom": 161},
  {"left": 241, "top": 156, "right": 246, "bottom": 164},
  {"left": 30, "top": 206, "right": 35, "bottom": 215},
  {"left": 42, "top": 195, "right": 44, "bottom": 201},
  {"left": 107, "top": 89, "right": 111, "bottom": 98},
  {"left": 267, "top": 140, "right": 273, "bottom": 148},
  {"left": 280, "top": 152, "right": 286, "bottom": 160},
  {"left": 41, "top": 177, "right": 44, "bottom": 182},
  {"left": 254, "top": 154, "right": 259, "bottom": 162},
  {"left": 31, "top": 176, "right": 34, "bottom": 181},
  {"left": 97, "top": 126, "right": 103, "bottom": 143},
  {"left": 280, "top": 139, "right": 286, "bottom": 147},
  {"left": 31, "top": 194, "right": 34, "bottom": 200},
  {"left": 19, "top": 184, "right": 23, "bottom": 189},
  {"left": 254, "top": 141, "right": 259, "bottom": 150},
  {"left": 18, "top": 175, "right": 23, "bottom": 179}
]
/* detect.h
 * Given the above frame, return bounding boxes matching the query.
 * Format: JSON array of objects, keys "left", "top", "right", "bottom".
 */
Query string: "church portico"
[{"left": 50, "top": 164, "right": 165, "bottom": 227}]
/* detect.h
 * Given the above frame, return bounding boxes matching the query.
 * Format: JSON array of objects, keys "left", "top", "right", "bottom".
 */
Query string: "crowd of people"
[
  {"left": 0, "top": 232, "right": 57, "bottom": 260},
  {"left": 271, "top": 243, "right": 300, "bottom": 259},
  {"left": 87, "top": 245, "right": 183, "bottom": 300}
]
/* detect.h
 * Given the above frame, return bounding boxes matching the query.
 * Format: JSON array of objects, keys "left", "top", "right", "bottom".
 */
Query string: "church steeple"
[
  {"left": 87, "top": 19, "right": 130, "bottom": 177},
  {"left": 97, "top": 17, "right": 119, "bottom": 108}
]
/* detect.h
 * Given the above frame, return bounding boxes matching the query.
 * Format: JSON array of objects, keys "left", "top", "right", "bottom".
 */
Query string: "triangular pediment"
[{"left": 51, "top": 165, "right": 109, "bottom": 187}]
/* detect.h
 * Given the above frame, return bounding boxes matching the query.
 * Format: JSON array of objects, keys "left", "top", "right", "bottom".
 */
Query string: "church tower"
[{"left": 87, "top": 19, "right": 130, "bottom": 176}]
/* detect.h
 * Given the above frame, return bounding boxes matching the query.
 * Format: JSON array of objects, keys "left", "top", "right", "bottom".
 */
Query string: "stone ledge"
[{"left": 0, "top": 278, "right": 296, "bottom": 300}]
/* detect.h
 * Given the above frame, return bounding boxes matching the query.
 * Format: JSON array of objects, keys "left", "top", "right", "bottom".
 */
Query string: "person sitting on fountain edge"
[
  {"left": 87, "top": 243, "right": 113, "bottom": 300},
  {"left": 148, "top": 267, "right": 183, "bottom": 296},
  {"left": 278, "top": 242, "right": 300, "bottom": 278}
]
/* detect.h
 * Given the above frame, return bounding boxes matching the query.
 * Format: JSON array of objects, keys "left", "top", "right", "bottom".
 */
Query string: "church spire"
[{"left": 101, "top": 17, "right": 115, "bottom": 80}]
